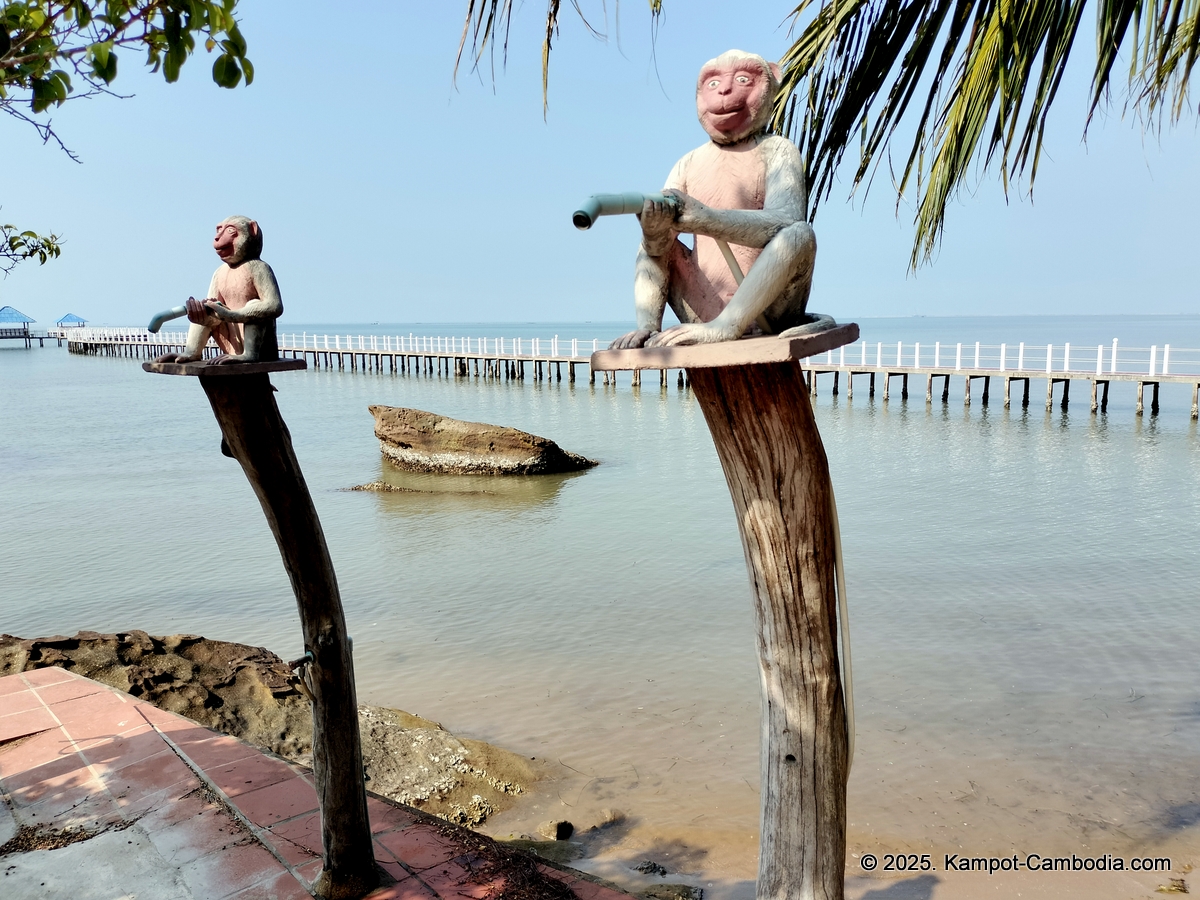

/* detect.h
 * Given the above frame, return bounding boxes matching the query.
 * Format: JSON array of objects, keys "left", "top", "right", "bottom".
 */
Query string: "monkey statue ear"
[
  {"left": 249, "top": 221, "right": 260, "bottom": 237},
  {"left": 769, "top": 62, "right": 783, "bottom": 83}
]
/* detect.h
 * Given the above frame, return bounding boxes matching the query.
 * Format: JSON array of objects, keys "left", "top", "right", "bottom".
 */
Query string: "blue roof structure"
[
  {"left": 0, "top": 306, "right": 34, "bottom": 323},
  {"left": 56, "top": 313, "right": 87, "bottom": 325}
]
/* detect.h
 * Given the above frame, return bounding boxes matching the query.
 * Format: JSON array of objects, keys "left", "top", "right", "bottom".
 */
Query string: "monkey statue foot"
[
  {"left": 647, "top": 320, "right": 742, "bottom": 348},
  {"left": 154, "top": 351, "right": 201, "bottom": 364},
  {"left": 777, "top": 313, "right": 838, "bottom": 339},
  {"left": 609, "top": 329, "right": 658, "bottom": 350}
]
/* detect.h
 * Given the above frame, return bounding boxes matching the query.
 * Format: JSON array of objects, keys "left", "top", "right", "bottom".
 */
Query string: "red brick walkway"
[{"left": 0, "top": 669, "right": 628, "bottom": 900}]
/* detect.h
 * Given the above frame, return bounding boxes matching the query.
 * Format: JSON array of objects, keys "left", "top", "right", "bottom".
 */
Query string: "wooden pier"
[
  {"left": 62, "top": 329, "right": 1200, "bottom": 418},
  {"left": 804, "top": 339, "right": 1200, "bottom": 418},
  {"left": 64, "top": 328, "right": 680, "bottom": 386}
]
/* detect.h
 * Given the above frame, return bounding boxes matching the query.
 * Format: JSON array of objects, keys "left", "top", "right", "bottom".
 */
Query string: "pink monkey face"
[
  {"left": 697, "top": 62, "right": 768, "bottom": 143},
  {"left": 213, "top": 223, "right": 241, "bottom": 262}
]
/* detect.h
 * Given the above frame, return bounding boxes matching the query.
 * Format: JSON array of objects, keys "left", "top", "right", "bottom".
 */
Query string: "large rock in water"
[{"left": 369, "top": 405, "right": 598, "bottom": 475}]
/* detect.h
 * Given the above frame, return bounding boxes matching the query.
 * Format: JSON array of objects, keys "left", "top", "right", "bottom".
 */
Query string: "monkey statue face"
[
  {"left": 213, "top": 215, "right": 263, "bottom": 267},
  {"left": 696, "top": 50, "right": 781, "bottom": 145}
]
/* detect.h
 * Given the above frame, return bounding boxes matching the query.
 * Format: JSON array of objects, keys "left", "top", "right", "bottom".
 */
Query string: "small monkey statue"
[
  {"left": 155, "top": 215, "right": 282, "bottom": 365},
  {"left": 612, "top": 50, "right": 829, "bottom": 350}
]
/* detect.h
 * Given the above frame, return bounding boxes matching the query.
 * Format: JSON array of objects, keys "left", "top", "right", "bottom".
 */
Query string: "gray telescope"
[
  {"left": 148, "top": 306, "right": 188, "bottom": 334},
  {"left": 572, "top": 192, "right": 676, "bottom": 230}
]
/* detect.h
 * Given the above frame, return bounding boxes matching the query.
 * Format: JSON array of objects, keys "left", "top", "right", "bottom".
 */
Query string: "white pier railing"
[
  {"left": 277, "top": 333, "right": 603, "bottom": 359},
  {"left": 811, "top": 339, "right": 1200, "bottom": 378}
]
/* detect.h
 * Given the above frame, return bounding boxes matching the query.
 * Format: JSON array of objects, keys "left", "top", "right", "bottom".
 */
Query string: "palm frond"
[
  {"left": 457, "top": 1, "right": 655, "bottom": 113},
  {"left": 775, "top": 0, "right": 1198, "bottom": 266},
  {"left": 1112, "top": 0, "right": 1200, "bottom": 123}
]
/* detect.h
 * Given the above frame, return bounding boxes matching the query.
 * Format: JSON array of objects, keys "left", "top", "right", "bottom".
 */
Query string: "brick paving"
[{"left": 0, "top": 669, "right": 629, "bottom": 900}]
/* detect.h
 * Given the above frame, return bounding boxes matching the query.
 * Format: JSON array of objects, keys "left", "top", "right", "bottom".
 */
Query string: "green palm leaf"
[{"left": 776, "top": 0, "right": 1198, "bottom": 265}]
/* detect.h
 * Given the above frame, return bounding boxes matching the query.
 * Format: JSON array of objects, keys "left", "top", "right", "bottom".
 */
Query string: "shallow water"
[{"left": 3, "top": 316, "right": 1199, "bottom": 894}]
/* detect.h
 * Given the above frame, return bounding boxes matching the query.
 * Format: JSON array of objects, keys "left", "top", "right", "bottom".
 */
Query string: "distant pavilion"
[
  {"left": 56, "top": 313, "right": 87, "bottom": 328},
  {"left": 0, "top": 305, "right": 36, "bottom": 347}
]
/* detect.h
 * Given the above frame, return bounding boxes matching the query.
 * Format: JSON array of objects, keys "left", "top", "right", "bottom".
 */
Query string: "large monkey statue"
[
  {"left": 155, "top": 215, "right": 282, "bottom": 364},
  {"left": 611, "top": 50, "right": 830, "bottom": 350}
]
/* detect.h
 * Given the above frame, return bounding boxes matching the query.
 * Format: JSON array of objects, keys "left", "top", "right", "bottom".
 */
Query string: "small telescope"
[
  {"left": 148, "top": 306, "right": 187, "bottom": 334},
  {"left": 572, "top": 192, "right": 676, "bottom": 230}
]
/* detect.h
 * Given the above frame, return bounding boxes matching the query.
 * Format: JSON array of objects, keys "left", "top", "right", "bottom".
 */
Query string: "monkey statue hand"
[
  {"left": 638, "top": 196, "right": 677, "bottom": 257},
  {"left": 185, "top": 296, "right": 222, "bottom": 328},
  {"left": 608, "top": 329, "right": 658, "bottom": 350},
  {"left": 663, "top": 189, "right": 712, "bottom": 236},
  {"left": 647, "top": 320, "right": 741, "bottom": 348}
]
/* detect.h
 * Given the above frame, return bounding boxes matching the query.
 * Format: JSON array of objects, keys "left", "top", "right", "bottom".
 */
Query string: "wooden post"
[
  {"left": 590, "top": 327, "right": 857, "bottom": 900},
  {"left": 689, "top": 362, "right": 847, "bottom": 900},
  {"left": 144, "top": 360, "right": 377, "bottom": 900}
]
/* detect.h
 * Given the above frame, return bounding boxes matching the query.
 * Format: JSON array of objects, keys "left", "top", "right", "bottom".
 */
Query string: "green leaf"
[
  {"left": 212, "top": 53, "right": 240, "bottom": 88},
  {"left": 240, "top": 57, "right": 253, "bottom": 85},
  {"left": 30, "top": 78, "right": 57, "bottom": 113},
  {"left": 89, "top": 40, "right": 111, "bottom": 69},
  {"left": 97, "top": 51, "right": 117, "bottom": 84},
  {"left": 224, "top": 22, "right": 246, "bottom": 57},
  {"left": 163, "top": 44, "right": 185, "bottom": 82}
]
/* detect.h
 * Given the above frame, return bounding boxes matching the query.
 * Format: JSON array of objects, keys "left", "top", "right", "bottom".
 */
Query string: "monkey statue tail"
[{"left": 777, "top": 313, "right": 839, "bottom": 338}]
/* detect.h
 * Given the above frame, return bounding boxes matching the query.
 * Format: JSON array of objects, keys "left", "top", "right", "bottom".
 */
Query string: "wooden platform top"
[
  {"left": 142, "top": 358, "right": 308, "bottom": 376},
  {"left": 590, "top": 322, "right": 860, "bottom": 371}
]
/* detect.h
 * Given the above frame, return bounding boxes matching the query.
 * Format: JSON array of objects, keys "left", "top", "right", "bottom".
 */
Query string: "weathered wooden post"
[
  {"left": 143, "top": 358, "right": 378, "bottom": 900},
  {"left": 593, "top": 325, "right": 858, "bottom": 900}
]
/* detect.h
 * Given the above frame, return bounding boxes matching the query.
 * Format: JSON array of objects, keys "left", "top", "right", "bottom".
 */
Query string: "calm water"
[{"left": 3, "top": 316, "right": 1200, "bottom": 892}]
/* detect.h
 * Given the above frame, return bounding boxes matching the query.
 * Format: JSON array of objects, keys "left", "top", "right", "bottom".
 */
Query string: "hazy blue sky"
[{"left": 2, "top": 2, "right": 1195, "bottom": 326}]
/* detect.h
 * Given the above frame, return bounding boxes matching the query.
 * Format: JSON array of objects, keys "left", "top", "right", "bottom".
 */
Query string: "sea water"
[{"left": 3, "top": 316, "right": 1199, "bottom": 893}]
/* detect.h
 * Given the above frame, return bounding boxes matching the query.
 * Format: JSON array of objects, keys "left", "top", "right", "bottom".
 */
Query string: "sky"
[{"left": 1, "top": 2, "right": 1196, "bottom": 327}]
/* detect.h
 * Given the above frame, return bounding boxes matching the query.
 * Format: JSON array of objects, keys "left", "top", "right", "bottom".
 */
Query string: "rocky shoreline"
[
  {"left": 0, "top": 631, "right": 537, "bottom": 826},
  {"left": 0, "top": 631, "right": 707, "bottom": 900}
]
